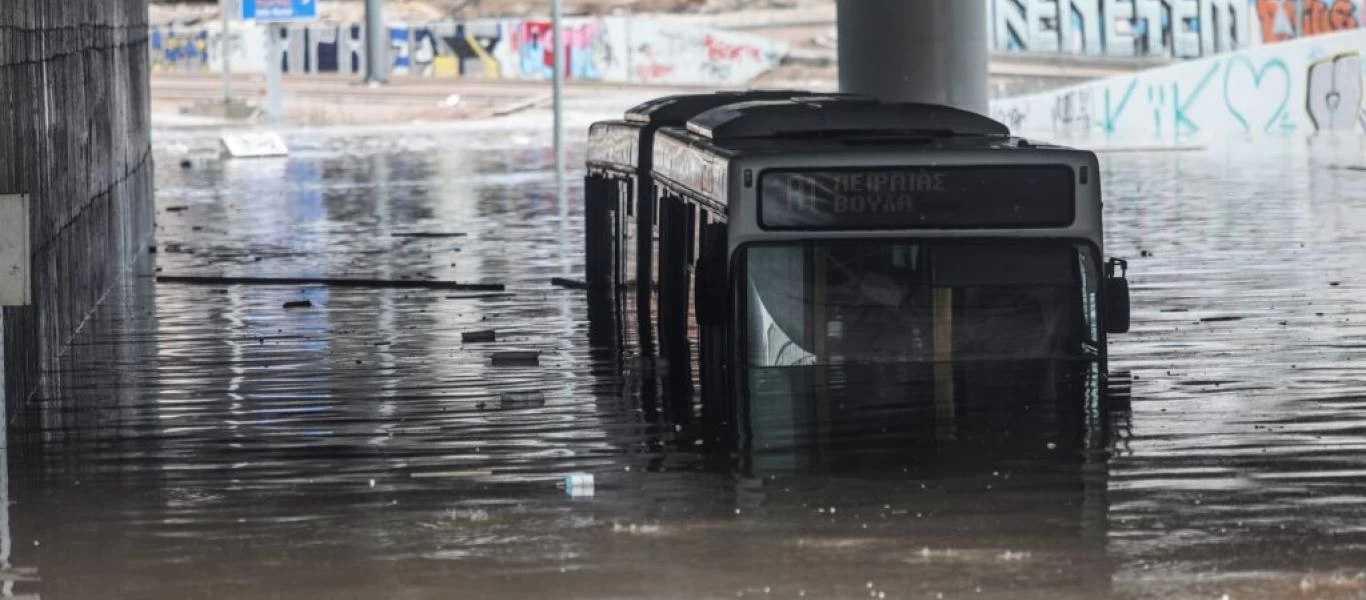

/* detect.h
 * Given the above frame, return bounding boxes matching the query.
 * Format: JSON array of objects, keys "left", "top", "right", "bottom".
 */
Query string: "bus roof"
[
  {"left": 623, "top": 90, "right": 846, "bottom": 126},
  {"left": 656, "top": 125, "right": 1064, "bottom": 164},
  {"left": 588, "top": 92, "right": 864, "bottom": 171},
  {"left": 650, "top": 101, "right": 1085, "bottom": 208},
  {"left": 687, "top": 98, "right": 1010, "bottom": 140},
  {"left": 651, "top": 129, "right": 1081, "bottom": 203}
]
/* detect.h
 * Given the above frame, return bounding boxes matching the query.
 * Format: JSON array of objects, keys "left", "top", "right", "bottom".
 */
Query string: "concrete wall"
[
  {"left": 0, "top": 0, "right": 155, "bottom": 408},
  {"left": 991, "top": 27, "right": 1366, "bottom": 138},
  {"left": 150, "top": 16, "right": 790, "bottom": 86}
]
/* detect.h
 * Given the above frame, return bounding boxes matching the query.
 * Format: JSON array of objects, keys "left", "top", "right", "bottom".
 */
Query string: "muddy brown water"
[{"left": 5, "top": 123, "right": 1366, "bottom": 599}]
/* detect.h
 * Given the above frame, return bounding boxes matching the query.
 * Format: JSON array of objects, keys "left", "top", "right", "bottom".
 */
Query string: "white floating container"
[
  {"left": 564, "top": 473, "right": 595, "bottom": 497},
  {"left": 220, "top": 131, "right": 289, "bottom": 159}
]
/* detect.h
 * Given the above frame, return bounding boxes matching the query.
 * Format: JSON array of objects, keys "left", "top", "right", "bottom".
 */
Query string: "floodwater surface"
[{"left": 6, "top": 119, "right": 1366, "bottom": 599}]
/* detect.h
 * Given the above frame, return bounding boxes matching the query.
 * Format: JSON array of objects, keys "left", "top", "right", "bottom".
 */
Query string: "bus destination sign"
[{"left": 760, "top": 166, "right": 1075, "bottom": 230}]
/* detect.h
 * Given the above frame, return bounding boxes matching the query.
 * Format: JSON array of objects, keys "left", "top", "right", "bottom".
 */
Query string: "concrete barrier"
[{"left": 990, "top": 28, "right": 1366, "bottom": 140}]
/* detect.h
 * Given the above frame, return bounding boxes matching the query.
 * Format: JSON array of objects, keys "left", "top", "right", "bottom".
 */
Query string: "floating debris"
[
  {"left": 391, "top": 232, "right": 468, "bottom": 239},
  {"left": 492, "top": 351, "right": 539, "bottom": 366},
  {"left": 164, "top": 205, "right": 188, "bottom": 212},
  {"left": 156, "top": 274, "right": 505, "bottom": 292},
  {"left": 283, "top": 300, "right": 313, "bottom": 309},
  {"left": 462, "top": 330, "right": 496, "bottom": 343},
  {"left": 444, "top": 292, "right": 516, "bottom": 300},
  {"left": 563, "top": 473, "right": 595, "bottom": 498},
  {"left": 551, "top": 277, "right": 589, "bottom": 290},
  {"left": 500, "top": 391, "right": 546, "bottom": 410},
  {"left": 409, "top": 470, "right": 495, "bottom": 479}
]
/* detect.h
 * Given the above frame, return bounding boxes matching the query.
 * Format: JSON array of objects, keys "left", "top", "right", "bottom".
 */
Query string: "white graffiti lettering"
[{"left": 991, "top": 0, "right": 1251, "bottom": 58}]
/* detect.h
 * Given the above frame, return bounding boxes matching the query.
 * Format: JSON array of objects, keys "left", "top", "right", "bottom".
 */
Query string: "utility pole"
[
  {"left": 365, "top": 0, "right": 388, "bottom": 84},
  {"left": 267, "top": 24, "right": 284, "bottom": 123},
  {"left": 220, "top": 0, "right": 234, "bottom": 104},
  {"left": 553, "top": 0, "right": 566, "bottom": 194}
]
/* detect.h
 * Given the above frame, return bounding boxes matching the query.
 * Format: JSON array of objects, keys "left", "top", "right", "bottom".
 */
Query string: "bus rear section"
[{"left": 584, "top": 92, "right": 843, "bottom": 391}]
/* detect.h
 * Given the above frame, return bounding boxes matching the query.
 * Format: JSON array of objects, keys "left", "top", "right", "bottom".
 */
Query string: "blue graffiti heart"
[{"left": 1223, "top": 56, "right": 1293, "bottom": 133}]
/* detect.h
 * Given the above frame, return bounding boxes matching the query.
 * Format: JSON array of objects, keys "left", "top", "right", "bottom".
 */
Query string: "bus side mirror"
[
  {"left": 1105, "top": 258, "right": 1131, "bottom": 334},
  {"left": 697, "top": 223, "right": 728, "bottom": 327}
]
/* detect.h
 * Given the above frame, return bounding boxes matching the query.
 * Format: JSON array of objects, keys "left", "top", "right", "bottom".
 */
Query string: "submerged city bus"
[
  {"left": 640, "top": 97, "right": 1132, "bottom": 458},
  {"left": 584, "top": 91, "right": 838, "bottom": 365}
]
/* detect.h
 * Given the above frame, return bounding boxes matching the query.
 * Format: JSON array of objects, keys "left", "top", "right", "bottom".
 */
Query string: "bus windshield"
[{"left": 743, "top": 240, "right": 1100, "bottom": 369}]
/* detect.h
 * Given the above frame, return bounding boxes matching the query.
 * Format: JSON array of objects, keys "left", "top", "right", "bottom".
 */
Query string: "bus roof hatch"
[
  {"left": 624, "top": 91, "right": 864, "bottom": 126},
  {"left": 686, "top": 99, "right": 1010, "bottom": 140}
]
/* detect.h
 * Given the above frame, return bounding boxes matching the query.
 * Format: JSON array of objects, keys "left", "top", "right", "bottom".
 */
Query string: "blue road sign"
[{"left": 241, "top": 0, "right": 318, "bottom": 22}]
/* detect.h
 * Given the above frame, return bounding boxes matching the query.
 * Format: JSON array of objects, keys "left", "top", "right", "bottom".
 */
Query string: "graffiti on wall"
[
  {"left": 511, "top": 19, "right": 614, "bottom": 79},
  {"left": 447, "top": 23, "right": 503, "bottom": 77},
  {"left": 275, "top": 25, "right": 368, "bottom": 75},
  {"left": 991, "top": 28, "right": 1366, "bottom": 137},
  {"left": 1256, "top": 0, "right": 1362, "bottom": 44},
  {"left": 991, "top": 0, "right": 1252, "bottom": 58},
  {"left": 1306, "top": 51, "right": 1362, "bottom": 130},
  {"left": 150, "top": 28, "right": 210, "bottom": 71},
  {"left": 629, "top": 21, "right": 784, "bottom": 84},
  {"left": 150, "top": 17, "right": 784, "bottom": 86}
]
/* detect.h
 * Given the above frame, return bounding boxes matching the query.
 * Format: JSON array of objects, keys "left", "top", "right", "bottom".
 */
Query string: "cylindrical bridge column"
[{"left": 836, "top": 0, "right": 989, "bottom": 115}]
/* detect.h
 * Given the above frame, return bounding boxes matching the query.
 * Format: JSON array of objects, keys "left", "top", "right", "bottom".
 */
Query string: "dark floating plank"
[{"left": 157, "top": 275, "right": 505, "bottom": 292}]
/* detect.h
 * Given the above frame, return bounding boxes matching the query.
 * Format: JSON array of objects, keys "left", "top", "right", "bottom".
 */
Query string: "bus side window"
[
  {"left": 620, "top": 179, "right": 634, "bottom": 218},
  {"left": 686, "top": 204, "right": 698, "bottom": 268}
]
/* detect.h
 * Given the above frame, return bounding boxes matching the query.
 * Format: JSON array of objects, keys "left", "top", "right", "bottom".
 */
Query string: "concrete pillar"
[
  {"left": 837, "top": 0, "right": 990, "bottom": 115},
  {"left": 0, "top": 0, "right": 155, "bottom": 406},
  {"left": 365, "top": 0, "right": 388, "bottom": 84}
]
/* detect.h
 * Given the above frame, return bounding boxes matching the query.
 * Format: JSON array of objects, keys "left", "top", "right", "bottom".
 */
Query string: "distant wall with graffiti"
[
  {"left": 990, "top": 0, "right": 1366, "bottom": 59},
  {"left": 149, "top": 17, "right": 789, "bottom": 86},
  {"left": 150, "top": 27, "right": 212, "bottom": 71},
  {"left": 990, "top": 28, "right": 1366, "bottom": 138}
]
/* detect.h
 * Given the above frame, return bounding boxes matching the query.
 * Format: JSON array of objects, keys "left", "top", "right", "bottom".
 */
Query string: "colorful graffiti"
[
  {"left": 990, "top": 0, "right": 1252, "bottom": 59},
  {"left": 629, "top": 20, "right": 782, "bottom": 85},
  {"left": 1258, "top": 0, "right": 1298, "bottom": 42},
  {"left": 991, "top": 28, "right": 1366, "bottom": 138},
  {"left": 149, "top": 17, "right": 784, "bottom": 86},
  {"left": 1257, "top": 0, "right": 1362, "bottom": 43},
  {"left": 150, "top": 28, "right": 210, "bottom": 72},
  {"left": 510, "top": 19, "right": 613, "bottom": 79},
  {"left": 274, "top": 25, "right": 368, "bottom": 75},
  {"left": 447, "top": 22, "right": 503, "bottom": 77}
]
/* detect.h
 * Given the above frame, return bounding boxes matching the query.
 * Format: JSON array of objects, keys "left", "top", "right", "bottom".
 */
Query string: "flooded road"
[{"left": 7, "top": 118, "right": 1366, "bottom": 599}]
